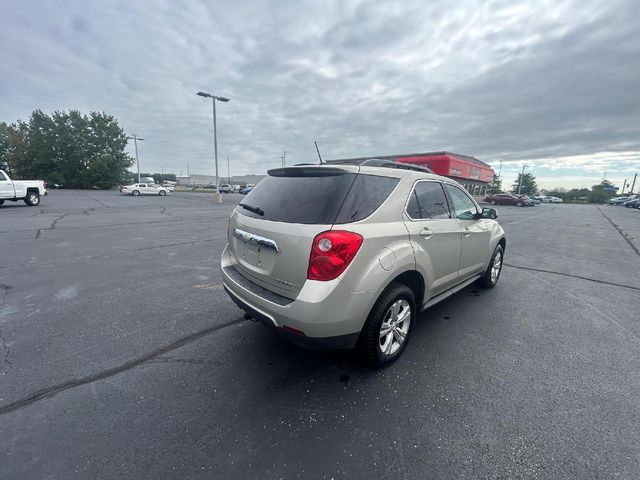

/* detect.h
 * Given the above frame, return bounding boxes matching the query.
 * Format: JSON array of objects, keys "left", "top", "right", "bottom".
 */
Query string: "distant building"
[
  {"left": 331, "top": 151, "right": 495, "bottom": 196},
  {"left": 175, "top": 174, "right": 266, "bottom": 187}
]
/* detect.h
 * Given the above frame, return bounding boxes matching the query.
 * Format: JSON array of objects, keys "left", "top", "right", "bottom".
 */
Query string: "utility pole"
[
  {"left": 227, "top": 156, "right": 230, "bottom": 184},
  {"left": 630, "top": 173, "right": 637, "bottom": 194},
  {"left": 498, "top": 160, "right": 503, "bottom": 177},
  {"left": 622, "top": 179, "right": 627, "bottom": 194},
  {"left": 281, "top": 150, "right": 286, "bottom": 168},
  {"left": 126, "top": 135, "right": 144, "bottom": 183},
  {"left": 517, "top": 165, "right": 528, "bottom": 195},
  {"left": 161, "top": 165, "right": 164, "bottom": 184},
  {"left": 187, "top": 160, "right": 191, "bottom": 186}
]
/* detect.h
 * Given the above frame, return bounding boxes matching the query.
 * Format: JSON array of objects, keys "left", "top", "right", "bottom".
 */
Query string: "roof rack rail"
[{"left": 327, "top": 158, "right": 433, "bottom": 173}]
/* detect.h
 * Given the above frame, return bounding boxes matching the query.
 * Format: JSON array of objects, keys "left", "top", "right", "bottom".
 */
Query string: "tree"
[
  {"left": 511, "top": 172, "right": 538, "bottom": 196},
  {"left": 0, "top": 122, "right": 9, "bottom": 172},
  {"left": 0, "top": 110, "right": 133, "bottom": 188},
  {"left": 590, "top": 180, "right": 617, "bottom": 204},
  {"left": 486, "top": 175, "right": 502, "bottom": 194},
  {"left": 152, "top": 173, "right": 176, "bottom": 184}
]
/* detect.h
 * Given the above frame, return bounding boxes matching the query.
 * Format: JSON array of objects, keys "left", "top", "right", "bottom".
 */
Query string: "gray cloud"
[{"left": 1, "top": 0, "right": 639, "bottom": 178}]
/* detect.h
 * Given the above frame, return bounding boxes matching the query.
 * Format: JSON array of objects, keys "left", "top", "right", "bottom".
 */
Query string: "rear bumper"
[
  {"left": 221, "top": 245, "right": 376, "bottom": 349},
  {"left": 223, "top": 285, "right": 360, "bottom": 349}
]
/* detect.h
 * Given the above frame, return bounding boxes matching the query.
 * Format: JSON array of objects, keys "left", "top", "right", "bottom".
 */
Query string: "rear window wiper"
[{"left": 239, "top": 203, "right": 264, "bottom": 216}]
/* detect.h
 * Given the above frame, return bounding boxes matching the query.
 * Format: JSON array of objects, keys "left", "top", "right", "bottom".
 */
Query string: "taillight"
[{"left": 308, "top": 231, "right": 363, "bottom": 281}]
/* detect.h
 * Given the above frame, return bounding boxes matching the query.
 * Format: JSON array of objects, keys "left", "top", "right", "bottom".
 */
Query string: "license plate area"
[{"left": 232, "top": 229, "right": 277, "bottom": 272}]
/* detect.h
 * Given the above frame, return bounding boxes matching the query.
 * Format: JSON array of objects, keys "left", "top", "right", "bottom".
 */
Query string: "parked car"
[
  {"left": 222, "top": 161, "right": 505, "bottom": 366},
  {"left": 543, "top": 196, "right": 563, "bottom": 203},
  {"left": 0, "top": 169, "right": 47, "bottom": 206},
  {"left": 623, "top": 198, "right": 639, "bottom": 208},
  {"left": 608, "top": 195, "right": 635, "bottom": 205},
  {"left": 232, "top": 184, "right": 242, "bottom": 193},
  {"left": 162, "top": 183, "right": 175, "bottom": 192},
  {"left": 239, "top": 186, "right": 253, "bottom": 194},
  {"left": 484, "top": 193, "right": 534, "bottom": 206},
  {"left": 524, "top": 196, "right": 540, "bottom": 205},
  {"left": 121, "top": 183, "right": 169, "bottom": 196},
  {"left": 219, "top": 184, "right": 232, "bottom": 193}
]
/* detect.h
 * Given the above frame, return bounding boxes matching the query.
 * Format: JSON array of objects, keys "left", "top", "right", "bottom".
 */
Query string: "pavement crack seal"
[
  {"left": 34, "top": 213, "right": 71, "bottom": 240},
  {"left": 83, "top": 194, "right": 110, "bottom": 208},
  {"left": 0, "top": 329, "right": 12, "bottom": 369},
  {"left": 135, "top": 239, "right": 216, "bottom": 251},
  {"left": 504, "top": 263, "right": 640, "bottom": 292},
  {"left": 596, "top": 206, "right": 640, "bottom": 256},
  {"left": 0, "top": 316, "right": 246, "bottom": 416}
]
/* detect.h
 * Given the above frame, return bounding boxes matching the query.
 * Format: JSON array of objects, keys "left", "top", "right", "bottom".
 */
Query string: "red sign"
[{"left": 396, "top": 154, "right": 494, "bottom": 183}]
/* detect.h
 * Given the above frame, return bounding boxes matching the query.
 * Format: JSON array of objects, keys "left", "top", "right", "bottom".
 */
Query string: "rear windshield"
[{"left": 238, "top": 170, "right": 399, "bottom": 224}]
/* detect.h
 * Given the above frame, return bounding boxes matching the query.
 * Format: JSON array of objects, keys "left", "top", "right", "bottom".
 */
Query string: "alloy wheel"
[
  {"left": 379, "top": 299, "right": 411, "bottom": 356},
  {"left": 491, "top": 251, "right": 502, "bottom": 284}
]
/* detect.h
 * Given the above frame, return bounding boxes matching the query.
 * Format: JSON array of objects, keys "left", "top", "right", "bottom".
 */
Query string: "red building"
[{"left": 332, "top": 152, "right": 495, "bottom": 196}]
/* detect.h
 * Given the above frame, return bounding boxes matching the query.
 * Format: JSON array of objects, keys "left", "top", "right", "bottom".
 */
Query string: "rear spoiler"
[{"left": 267, "top": 166, "right": 350, "bottom": 177}]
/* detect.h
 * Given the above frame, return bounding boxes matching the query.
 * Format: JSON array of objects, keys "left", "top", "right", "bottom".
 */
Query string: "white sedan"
[{"left": 121, "top": 183, "right": 169, "bottom": 196}]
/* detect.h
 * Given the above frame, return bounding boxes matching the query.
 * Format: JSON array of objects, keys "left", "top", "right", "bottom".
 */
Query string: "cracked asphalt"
[{"left": 1, "top": 191, "right": 639, "bottom": 479}]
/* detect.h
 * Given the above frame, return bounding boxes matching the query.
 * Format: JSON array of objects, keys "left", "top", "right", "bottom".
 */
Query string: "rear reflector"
[{"left": 282, "top": 325, "right": 306, "bottom": 336}]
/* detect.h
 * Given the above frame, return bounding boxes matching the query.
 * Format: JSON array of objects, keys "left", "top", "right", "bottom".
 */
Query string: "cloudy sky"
[{"left": 1, "top": 0, "right": 639, "bottom": 190}]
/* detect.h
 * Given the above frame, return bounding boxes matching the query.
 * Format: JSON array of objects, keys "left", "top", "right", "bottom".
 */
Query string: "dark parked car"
[
  {"left": 484, "top": 193, "right": 534, "bottom": 207},
  {"left": 624, "top": 198, "right": 639, "bottom": 208}
]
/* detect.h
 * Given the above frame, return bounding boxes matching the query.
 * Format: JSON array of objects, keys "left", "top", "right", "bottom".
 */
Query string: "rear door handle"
[
  {"left": 419, "top": 228, "right": 433, "bottom": 238},
  {"left": 463, "top": 227, "right": 471, "bottom": 237}
]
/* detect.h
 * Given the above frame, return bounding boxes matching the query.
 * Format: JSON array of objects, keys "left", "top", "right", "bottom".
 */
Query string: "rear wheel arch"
[
  {"left": 25, "top": 188, "right": 40, "bottom": 206},
  {"left": 382, "top": 270, "right": 425, "bottom": 311}
]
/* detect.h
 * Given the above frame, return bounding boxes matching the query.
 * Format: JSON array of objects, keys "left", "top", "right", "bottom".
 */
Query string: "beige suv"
[{"left": 221, "top": 160, "right": 505, "bottom": 366}]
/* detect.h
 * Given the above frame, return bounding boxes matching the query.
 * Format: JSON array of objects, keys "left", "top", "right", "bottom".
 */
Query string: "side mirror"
[{"left": 481, "top": 207, "right": 498, "bottom": 219}]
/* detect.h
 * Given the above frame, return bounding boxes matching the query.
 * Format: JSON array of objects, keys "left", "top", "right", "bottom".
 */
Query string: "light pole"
[
  {"left": 517, "top": 164, "right": 529, "bottom": 195},
  {"left": 126, "top": 135, "right": 144, "bottom": 183},
  {"left": 197, "top": 90, "right": 230, "bottom": 203},
  {"left": 227, "top": 156, "right": 230, "bottom": 184}
]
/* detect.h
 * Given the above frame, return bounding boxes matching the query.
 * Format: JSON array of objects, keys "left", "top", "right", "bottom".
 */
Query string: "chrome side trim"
[{"left": 233, "top": 228, "right": 280, "bottom": 253}]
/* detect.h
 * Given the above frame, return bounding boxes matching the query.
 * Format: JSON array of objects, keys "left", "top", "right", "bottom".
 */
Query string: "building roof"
[{"left": 329, "top": 151, "right": 491, "bottom": 168}]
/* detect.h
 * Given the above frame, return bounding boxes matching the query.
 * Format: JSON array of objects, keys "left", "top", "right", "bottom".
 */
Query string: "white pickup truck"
[{"left": 0, "top": 170, "right": 47, "bottom": 207}]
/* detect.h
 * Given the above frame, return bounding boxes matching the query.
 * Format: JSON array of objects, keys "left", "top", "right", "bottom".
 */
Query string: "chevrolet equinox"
[{"left": 221, "top": 160, "right": 505, "bottom": 366}]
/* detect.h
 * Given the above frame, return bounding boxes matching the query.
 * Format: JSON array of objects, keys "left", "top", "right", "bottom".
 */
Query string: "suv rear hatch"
[{"left": 227, "top": 165, "right": 399, "bottom": 300}]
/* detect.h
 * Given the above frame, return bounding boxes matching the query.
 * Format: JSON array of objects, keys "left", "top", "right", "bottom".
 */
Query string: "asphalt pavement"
[{"left": 1, "top": 191, "right": 639, "bottom": 479}]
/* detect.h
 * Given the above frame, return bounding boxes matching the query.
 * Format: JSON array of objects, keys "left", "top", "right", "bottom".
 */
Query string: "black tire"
[
  {"left": 477, "top": 244, "right": 504, "bottom": 289},
  {"left": 358, "top": 283, "right": 416, "bottom": 368},
  {"left": 0, "top": 199, "right": 4, "bottom": 206},
  {"left": 132, "top": 190, "right": 140, "bottom": 196},
  {"left": 159, "top": 190, "right": 166, "bottom": 196},
  {"left": 24, "top": 191, "right": 40, "bottom": 206},
  {"left": 490, "top": 200, "right": 497, "bottom": 205}
]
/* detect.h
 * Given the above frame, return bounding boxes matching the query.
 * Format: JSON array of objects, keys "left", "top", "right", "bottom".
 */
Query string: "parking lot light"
[{"left": 196, "top": 91, "right": 230, "bottom": 203}]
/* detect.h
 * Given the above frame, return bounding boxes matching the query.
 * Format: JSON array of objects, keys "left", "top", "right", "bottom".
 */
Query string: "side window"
[
  {"left": 406, "top": 181, "right": 450, "bottom": 220},
  {"left": 0, "top": 171, "right": 7, "bottom": 181},
  {"left": 334, "top": 174, "right": 399, "bottom": 224},
  {"left": 445, "top": 184, "right": 478, "bottom": 220}
]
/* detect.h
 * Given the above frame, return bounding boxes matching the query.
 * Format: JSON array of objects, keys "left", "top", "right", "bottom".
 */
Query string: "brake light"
[{"left": 308, "top": 231, "right": 363, "bottom": 281}]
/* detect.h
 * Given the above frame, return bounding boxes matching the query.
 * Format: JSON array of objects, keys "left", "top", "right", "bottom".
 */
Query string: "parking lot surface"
[{"left": 1, "top": 191, "right": 639, "bottom": 479}]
